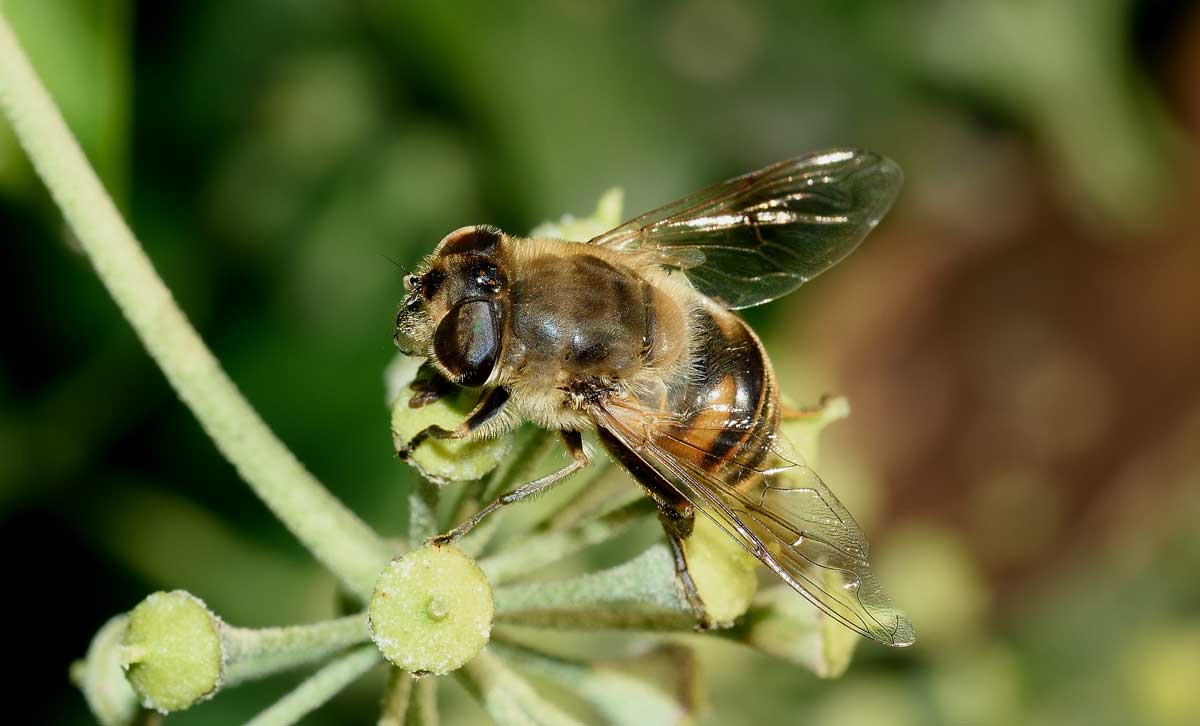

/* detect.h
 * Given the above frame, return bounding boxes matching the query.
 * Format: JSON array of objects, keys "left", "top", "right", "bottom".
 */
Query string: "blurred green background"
[{"left": 3, "top": 1, "right": 1199, "bottom": 723}]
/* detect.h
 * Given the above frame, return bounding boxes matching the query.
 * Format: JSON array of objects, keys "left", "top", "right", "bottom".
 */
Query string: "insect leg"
[
  {"left": 658, "top": 508, "right": 714, "bottom": 631},
  {"left": 595, "top": 426, "right": 714, "bottom": 629},
  {"left": 430, "top": 431, "right": 589, "bottom": 545},
  {"left": 396, "top": 385, "right": 511, "bottom": 460},
  {"left": 779, "top": 394, "right": 833, "bottom": 420},
  {"left": 406, "top": 361, "right": 457, "bottom": 409}
]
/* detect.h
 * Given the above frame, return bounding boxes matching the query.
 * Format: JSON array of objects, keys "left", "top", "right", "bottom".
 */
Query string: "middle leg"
[{"left": 430, "top": 430, "right": 590, "bottom": 545}]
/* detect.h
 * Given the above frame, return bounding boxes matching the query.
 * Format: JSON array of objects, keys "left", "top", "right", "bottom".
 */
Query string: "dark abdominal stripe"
[{"left": 664, "top": 307, "right": 775, "bottom": 481}]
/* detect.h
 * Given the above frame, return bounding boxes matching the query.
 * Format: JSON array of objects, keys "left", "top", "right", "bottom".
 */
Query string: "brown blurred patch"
[
  {"left": 1165, "top": 2, "right": 1200, "bottom": 138},
  {"left": 809, "top": 100, "right": 1200, "bottom": 597}
]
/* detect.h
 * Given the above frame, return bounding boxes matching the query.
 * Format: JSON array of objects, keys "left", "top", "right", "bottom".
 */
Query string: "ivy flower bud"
[
  {"left": 369, "top": 544, "right": 494, "bottom": 675},
  {"left": 120, "top": 591, "right": 223, "bottom": 713}
]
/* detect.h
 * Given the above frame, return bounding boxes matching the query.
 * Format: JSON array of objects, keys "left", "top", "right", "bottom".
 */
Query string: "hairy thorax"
[{"left": 496, "top": 239, "right": 690, "bottom": 425}]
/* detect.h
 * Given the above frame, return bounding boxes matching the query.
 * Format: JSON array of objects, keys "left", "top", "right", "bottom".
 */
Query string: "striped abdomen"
[{"left": 651, "top": 304, "right": 779, "bottom": 485}]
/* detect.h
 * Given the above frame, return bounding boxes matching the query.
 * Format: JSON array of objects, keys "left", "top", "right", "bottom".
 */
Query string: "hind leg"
[
  {"left": 656, "top": 505, "right": 713, "bottom": 631},
  {"left": 595, "top": 426, "right": 714, "bottom": 629}
]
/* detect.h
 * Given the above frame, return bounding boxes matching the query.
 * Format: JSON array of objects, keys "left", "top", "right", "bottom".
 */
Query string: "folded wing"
[
  {"left": 592, "top": 398, "right": 915, "bottom": 646},
  {"left": 588, "top": 149, "right": 902, "bottom": 309}
]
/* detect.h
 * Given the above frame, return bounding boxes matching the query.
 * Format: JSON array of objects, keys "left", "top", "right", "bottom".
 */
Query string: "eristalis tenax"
[{"left": 393, "top": 149, "right": 914, "bottom": 646}]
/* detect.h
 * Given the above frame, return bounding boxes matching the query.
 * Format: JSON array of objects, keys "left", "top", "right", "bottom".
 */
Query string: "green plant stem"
[
  {"left": 496, "top": 607, "right": 695, "bottom": 632},
  {"left": 408, "top": 477, "right": 440, "bottom": 547},
  {"left": 408, "top": 677, "right": 438, "bottom": 726},
  {"left": 245, "top": 645, "right": 381, "bottom": 726},
  {"left": 0, "top": 14, "right": 392, "bottom": 600},
  {"left": 495, "top": 545, "right": 686, "bottom": 612},
  {"left": 488, "top": 640, "right": 697, "bottom": 724},
  {"left": 379, "top": 669, "right": 437, "bottom": 726},
  {"left": 456, "top": 649, "right": 585, "bottom": 726},
  {"left": 378, "top": 668, "right": 411, "bottom": 726},
  {"left": 493, "top": 545, "right": 695, "bottom": 631},
  {"left": 480, "top": 499, "right": 653, "bottom": 584},
  {"left": 222, "top": 614, "right": 371, "bottom": 684}
]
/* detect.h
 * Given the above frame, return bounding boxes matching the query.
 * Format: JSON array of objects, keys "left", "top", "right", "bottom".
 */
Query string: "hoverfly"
[{"left": 393, "top": 149, "right": 914, "bottom": 646}]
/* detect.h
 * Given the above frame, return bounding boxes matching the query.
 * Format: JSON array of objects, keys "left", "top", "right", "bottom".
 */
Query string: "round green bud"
[
  {"left": 387, "top": 355, "right": 513, "bottom": 483},
  {"left": 685, "top": 515, "right": 759, "bottom": 625},
  {"left": 121, "top": 590, "right": 223, "bottom": 713},
  {"left": 369, "top": 544, "right": 494, "bottom": 675}
]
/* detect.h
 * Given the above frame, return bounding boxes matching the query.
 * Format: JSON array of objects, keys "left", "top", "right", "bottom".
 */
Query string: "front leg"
[
  {"left": 407, "top": 362, "right": 457, "bottom": 409},
  {"left": 396, "top": 385, "right": 511, "bottom": 460},
  {"left": 431, "top": 431, "right": 589, "bottom": 544}
]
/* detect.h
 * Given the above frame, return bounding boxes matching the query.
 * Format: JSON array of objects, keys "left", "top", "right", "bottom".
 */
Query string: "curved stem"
[
  {"left": 245, "top": 645, "right": 381, "bottom": 726},
  {"left": 0, "top": 14, "right": 392, "bottom": 600},
  {"left": 456, "top": 649, "right": 585, "bottom": 726},
  {"left": 222, "top": 614, "right": 372, "bottom": 684}
]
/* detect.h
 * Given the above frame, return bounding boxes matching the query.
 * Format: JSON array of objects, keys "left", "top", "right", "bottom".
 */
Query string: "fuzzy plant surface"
[{"left": 0, "top": 15, "right": 872, "bottom": 724}]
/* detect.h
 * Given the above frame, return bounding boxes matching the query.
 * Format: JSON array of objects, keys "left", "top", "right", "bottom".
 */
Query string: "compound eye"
[
  {"left": 420, "top": 269, "right": 446, "bottom": 299},
  {"left": 403, "top": 274, "right": 419, "bottom": 292},
  {"left": 433, "top": 300, "right": 500, "bottom": 387}
]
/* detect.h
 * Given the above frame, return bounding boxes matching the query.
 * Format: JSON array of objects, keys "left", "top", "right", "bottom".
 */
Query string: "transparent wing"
[
  {"left": 588, "top": 149, "right": 902, "bottom": 309},
  {"left": 593, "top": 399, "right": 915, "bottom": 647}
]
